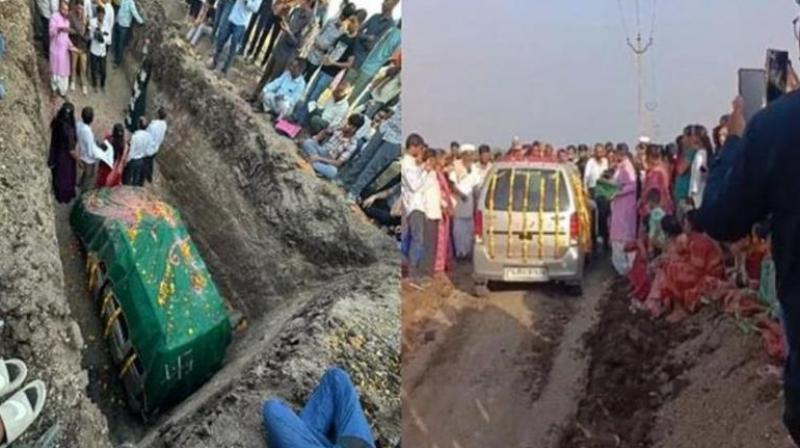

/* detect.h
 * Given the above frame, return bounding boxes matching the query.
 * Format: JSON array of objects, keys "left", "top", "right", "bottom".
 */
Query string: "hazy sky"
[{"left": 403, "top": 0, "right": 798, "bottom": 148}]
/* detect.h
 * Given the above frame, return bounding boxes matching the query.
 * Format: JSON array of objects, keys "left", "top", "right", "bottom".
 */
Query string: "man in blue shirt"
[
  {"left": 698, "top": 91, "right": 800, "bottom": 443},
  {"left": 112, "top": 0, "right": 144, "bottom": 67},
  {"left": 350, "top": 0, "right": 397, "bottom": 70},
  {"left": 211, "top": 0, "right": 262, "bottom": 75},
  {"left": 260, "top": 58, "right": 306, "bottom": 119}
]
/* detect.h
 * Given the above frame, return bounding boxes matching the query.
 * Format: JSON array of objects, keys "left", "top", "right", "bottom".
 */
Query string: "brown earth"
[
  {"left": 0, "top": 1, "right": 111, "bottom": 446},
  {"left": 561, "top": 280, "right": 793, "bottom": 448}
]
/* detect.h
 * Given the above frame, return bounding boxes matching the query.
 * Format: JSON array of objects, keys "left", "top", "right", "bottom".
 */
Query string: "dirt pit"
[{"left": 561, "top": 280, "right": 790, "bottom": 448}]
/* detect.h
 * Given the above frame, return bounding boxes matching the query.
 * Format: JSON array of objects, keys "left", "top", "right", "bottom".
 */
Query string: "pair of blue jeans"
[
  {"left": 302, "top": 139, "right": 338, "bottom": 180},
  {"left": 338, "top": 132, "right": 401, "bottom": 199},
  {"left": 292, "top": 71, "right": 335, "bottom": 126},
  {"left": 213, "top": 21, "right": 246, "bottom": 74},
  {"left": 262, "top": 368, "right": 375, "bottom": 448},
  {"left": 212, "top": 0, "right": 234, "bottom": 38},
  {"left": 112, "top": 25, "right": 130, "bottom": 66}
]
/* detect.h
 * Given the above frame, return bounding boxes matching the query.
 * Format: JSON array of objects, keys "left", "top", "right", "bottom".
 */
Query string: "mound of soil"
[
  {"left": 0, "top": 2, "right": 111, "bottom": 445},
  {"left": 561, "top": 280, "right": 693, "bottom": 447}
]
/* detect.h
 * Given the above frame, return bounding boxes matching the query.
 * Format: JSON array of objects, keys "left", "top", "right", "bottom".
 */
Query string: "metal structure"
[{"left": 617, "top": 0, "right": 658, "bottom": 139}]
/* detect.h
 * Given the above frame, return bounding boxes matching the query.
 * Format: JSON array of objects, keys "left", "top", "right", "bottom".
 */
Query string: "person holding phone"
[{"left": 698, "top": 88, "right": 800, "bottom": 443}]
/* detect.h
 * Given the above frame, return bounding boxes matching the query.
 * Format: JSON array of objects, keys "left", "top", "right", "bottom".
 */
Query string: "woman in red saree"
[
  {"left": 644, "top": 211, "right": 725, "bottom": 319},
  {"left": 434, "top": 150, "right": 454, "bottom": 274},
  {"left": 96, "top": 123, "right": 128, "bottom": 188}
]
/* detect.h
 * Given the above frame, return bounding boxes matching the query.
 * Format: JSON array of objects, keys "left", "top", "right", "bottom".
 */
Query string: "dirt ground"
[
  {"left": 561, "top": 280, "right": 793, "bottom": 448},
  {"left": 402, "top": 261, "right": 614, "bottom": 448}
]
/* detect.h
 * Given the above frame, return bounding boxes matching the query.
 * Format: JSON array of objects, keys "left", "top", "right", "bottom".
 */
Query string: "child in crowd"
[{"left": 646, "top": 189, "right": 667, "bottom": 256}]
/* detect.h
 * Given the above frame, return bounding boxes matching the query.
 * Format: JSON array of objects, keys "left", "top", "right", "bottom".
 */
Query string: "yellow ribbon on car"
[
  {"left": 506, "top": 168, "right": 516, "bottom": 258},
  {"left": 538, "top": 176, "right": 545, "bottom": 260},
  {"left": 521, "top": 171, "right": 531, "bottom": 262},
  {"left": 554, "top": 173, "right": 561, "bottom": 258},
  {"left": 487, "top": 173, "right": 498, "bottom": 259}
]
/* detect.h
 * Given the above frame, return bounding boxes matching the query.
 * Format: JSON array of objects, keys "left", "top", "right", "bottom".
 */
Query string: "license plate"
[{"left": 503, "top": 267, "right": 547, "bottom": 281}]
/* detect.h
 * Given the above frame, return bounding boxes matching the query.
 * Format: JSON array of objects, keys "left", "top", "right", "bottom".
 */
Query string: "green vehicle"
[{"left": 71, "top": 187, "right": 232, "bottom": 417}]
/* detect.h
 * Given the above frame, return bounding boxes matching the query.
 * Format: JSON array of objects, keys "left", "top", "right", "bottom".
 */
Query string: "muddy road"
[{"left": 402, "top": 261, "right": 614, "bottom": 448}]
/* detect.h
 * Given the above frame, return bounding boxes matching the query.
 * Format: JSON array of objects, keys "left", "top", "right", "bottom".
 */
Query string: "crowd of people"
[
  {"left": 400, "top": 88, "right": 800, "bottom": 440},
  {"left": 182, "top": 0, "right": 402, "bottom": 229},
  {"left": 399, "top": 136, "right": 494, "bottom": 287},
  {"left": 37, "top": 0, "right": 144, "bottom": 97}
]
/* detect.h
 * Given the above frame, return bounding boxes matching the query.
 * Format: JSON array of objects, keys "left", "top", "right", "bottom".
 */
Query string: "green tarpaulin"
[{"left": 70, "top": 187, "right": 231, "bottom": 415}]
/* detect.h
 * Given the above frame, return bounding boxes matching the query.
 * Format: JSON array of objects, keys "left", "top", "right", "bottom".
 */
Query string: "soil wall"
[{"left": 0, "top": 2, "right": 111, "bottom": 446}]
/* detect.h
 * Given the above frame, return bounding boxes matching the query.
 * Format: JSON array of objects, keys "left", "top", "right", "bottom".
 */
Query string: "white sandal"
[
  {"left": 0, "top": 380, "right": 46, "bottom": 447},
  {"left": 0, "top": 359, "right": 26, "bottom": 399}
]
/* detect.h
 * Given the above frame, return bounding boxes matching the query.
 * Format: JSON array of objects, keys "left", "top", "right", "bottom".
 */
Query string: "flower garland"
[{"left": 521, "top": 171, "right": 531, "bottom": 262}]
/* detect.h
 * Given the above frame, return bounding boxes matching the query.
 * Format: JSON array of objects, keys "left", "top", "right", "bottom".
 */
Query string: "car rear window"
[{"left": 485, "top": 168, "right": 571, "bottom": 212}]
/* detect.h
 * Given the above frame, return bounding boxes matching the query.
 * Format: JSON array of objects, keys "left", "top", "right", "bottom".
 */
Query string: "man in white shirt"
[
  {"left": 76, "top": 107, "right": 112, "bottom": 190},
  {"left": 583, "top": 143, "right": 611, "bottom": 252},
  {"left": 420, "top": 149, "right": 443, "bottom": 276},
  {"left": 449, "top": 146, "right": 482, "bottom": 260},
  {"left": 89, "top": 7, "right": 112, "bottom": 93},
  {"left": 123, "top": 117, "right": 154, "bottom": 187},
  {"left": 583, "top": 143, "right": 610, "bottom": 191},
  {"left": 211, "top": 0, "right": 262, "bottom": 75},
  {"left": 261, "top": 59, "right": 306, "bottom": 119},
  {"left": 307, "top": 84, "right": 350, "bottom": 135},
  {"left": 401, "top": 134, "right": 428, "bottom": 287},
  {"left": 144, "top": 108, "right": 168, "bottom": 184}
]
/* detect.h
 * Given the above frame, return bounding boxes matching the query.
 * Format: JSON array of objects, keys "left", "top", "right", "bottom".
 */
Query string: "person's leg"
[
  {"left": 346, "top": 141, "right": 400, "bottom": 199},
  {"left": 308, "top": 116, "right": 329, "bottom": 135},
  {"left": 408, "top": 210, "right": 427, "bottom": 282},
  {"left": 261, "top": 91, "right": 276, "bottom": 113},
  {"left": 348, "top": 70, "right": 372, "bottom": 103},
  {"left": 306, "top": 71, "right": 334, "bottom": 105},
  {"left": 302, "top": 138, "right": 323, "bottom": 159},
  {"left": 79, "top": 52, "right": 88, "bottom": 91},
  {"left": 70, "top": 51, "right": 79, "bottom": 90},
  {"left": 312, "top": 162, "right": 338, "bottom": 180},
  {"left": 262, "top": 399, "right": 328, "bottom": 447},
  {"left": 41, "top": 15, "right": 50, "bottom": 57},
  {"left": 261, "top": 27, "right": 279, "bottom": 68},
  {"left": 221, "top": 24, "right": 246, "bottom": 74},
  {"left": 422, "top": 218, "right": 440, "bottom": 276},
  {"left": 251, "top": 19, "right": 273, "bottom": 59},
  {"left": 212, "top": 21, "right": 233, "bottom": 69},
  {"left": 298, "top": 368, "right": 375, "bottom": 446},
  {"left": 98, "top": 55, "right": 107, "bottom": 90},
  {"left": 338, "top": 132, "right": 382, "bottom": 188},
  {"left": 115, "top": 26, "right": 130, "bottom": 66},
  {"left": 239, "top": 13, "right": 258, "bottom": 55},
  {"left": 89, "top": 54, "right": 98, "bottom": 88}
]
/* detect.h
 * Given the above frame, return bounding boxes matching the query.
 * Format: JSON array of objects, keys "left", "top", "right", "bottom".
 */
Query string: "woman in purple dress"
[
  {"left": 48, "top": 102, "right": 79, "bottom": 203},
  {"left": 609, "top": 144, "right": 639, "bottom": 275}
]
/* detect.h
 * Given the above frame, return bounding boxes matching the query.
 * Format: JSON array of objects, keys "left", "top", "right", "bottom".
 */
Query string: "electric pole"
[{"left": 626, "top": 32, "right": 653, "bottom": 140}]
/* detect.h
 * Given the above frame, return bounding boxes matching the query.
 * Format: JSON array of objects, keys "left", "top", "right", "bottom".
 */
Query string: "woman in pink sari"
[
  {"left": 609, "top": 145, "right": 638, "bottom": 275},
  {"left": 49, "top": 1, "right": 73, "bottom": 97},
  {"left": 434, "top": 150, "right": 454, "bottom": 274}
]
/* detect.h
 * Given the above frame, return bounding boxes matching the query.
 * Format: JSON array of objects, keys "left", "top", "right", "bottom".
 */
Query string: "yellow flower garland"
[
  {"left": 538, "top": 176, "right": 545, "bottom": 260},
  {"left": 521, "top": 171, "right": 531, "bottom": 262},
  {"left": 554, "top": 173, "right": 561, "bottom": 258},
  {"left": 487, "top": 173, "right": 498, "bottom": 259},
  {"left": 506, "top": 169, "right": 516, "bottom": 258}
]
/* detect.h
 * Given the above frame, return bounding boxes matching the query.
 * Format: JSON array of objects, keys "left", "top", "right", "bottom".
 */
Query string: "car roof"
[{"left": 490, "top": 160, "right": 572, "bottom": 171}]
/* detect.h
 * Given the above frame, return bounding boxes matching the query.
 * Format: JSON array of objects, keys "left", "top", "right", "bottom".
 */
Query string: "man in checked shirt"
[{"left": 302, "top": 113, "right": 366, "bottom": 180}]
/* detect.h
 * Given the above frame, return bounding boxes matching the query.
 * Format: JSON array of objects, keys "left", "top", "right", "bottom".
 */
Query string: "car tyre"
[
  {"left": 474, "top": 283, "right": 491, "bottom": 298},
  {"left": 565, "top": 282, "right": 584, "bottom": 297}
]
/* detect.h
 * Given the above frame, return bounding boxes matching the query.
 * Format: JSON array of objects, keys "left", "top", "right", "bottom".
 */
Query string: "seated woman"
[
  {"left": 262, "top": 368, "right": 375, "bottom": 448},
  {"left": 644, "top": 211, "right": 725, "bottom": 319}
]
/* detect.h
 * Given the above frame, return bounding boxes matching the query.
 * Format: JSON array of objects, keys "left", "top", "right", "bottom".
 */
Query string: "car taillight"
[
  {"left": 570, "top": 213, "right": 580, "bottom": 243},
  {"left": 474, "top": 211, "right": 483, "bottom": 241}
]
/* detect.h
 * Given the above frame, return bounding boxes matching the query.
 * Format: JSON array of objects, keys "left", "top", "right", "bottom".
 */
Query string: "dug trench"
[
  {"left": 560, "top": 279, "right": 790, "bottom": 448},
  {"left": 2, "top": 1, "right": 399, "bottom": 447}
]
